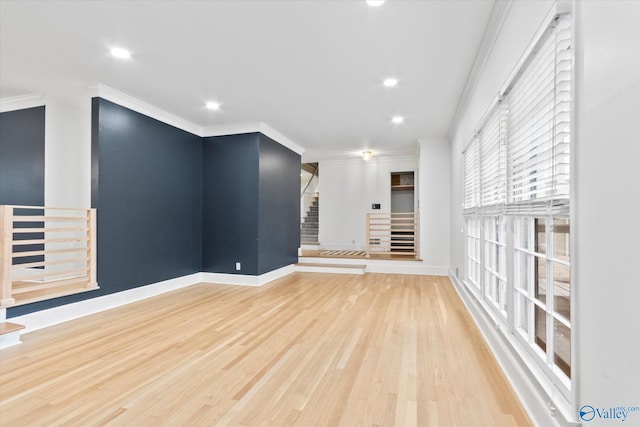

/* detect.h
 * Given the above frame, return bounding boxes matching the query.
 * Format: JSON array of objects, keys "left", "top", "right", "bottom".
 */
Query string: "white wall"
[
  {"left": 1, "top": 90, "right": 92, "bottom": 209},
  {"left": 449, "top": 0, "right": 640, "bottom": 425},
  {"left": 319, "top": 155, "right": 417, "bottom": 251},
  {"left": 449, "top": 0, "right": 555, "bottom": 279},
  {"left": 574, "top": 0, "right": 640, "bottom": 420},
  {"left": 44, "top": 93, "right": 92, "bottom": 208},
  {"left": 419, "top": 138, "right": 450, "bottom": 270}
]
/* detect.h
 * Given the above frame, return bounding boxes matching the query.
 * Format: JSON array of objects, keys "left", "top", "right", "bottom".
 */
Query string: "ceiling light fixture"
[
  {"left": 383, "top": 78, "right": 398, "bottom": 87},
  {"left": 110, "top": 47, "right": 131, "bottom": 59},
  {"left": 362, "top": 150, "right": 373, "bottom": 161},
  {"left": 206, "top": 102, "right": 220, "bottom": 110},
  {"left": 366, "top": 0, "right": 385, "bottom": 6},
  {"left": 392, "top": 116, "right": 404, "bottom": 124}
]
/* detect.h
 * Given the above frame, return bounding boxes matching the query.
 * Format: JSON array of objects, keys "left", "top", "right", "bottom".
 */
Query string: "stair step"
[
  {"left": 0, "top": 322, "right": 25, "bottom": 349},
  {"left": 295, "top": 263, "right": 365, "bottom": 275},
  {"left": 0, "top": 322, "right": 25, "bottom": 335}
]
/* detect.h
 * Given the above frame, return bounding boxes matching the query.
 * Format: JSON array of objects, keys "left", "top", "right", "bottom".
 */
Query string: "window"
[
  {"left": 461, "top": 12, "right": 573, "bottom": 393},
  {"left": 514, "top": 217, "right": 571, "bottom": 379},
  {"left": 483, "top": 216, "right": 506, "bottom": 315},
  {"left": 466, "top": 217, "right": 481, "bottom": 290}
]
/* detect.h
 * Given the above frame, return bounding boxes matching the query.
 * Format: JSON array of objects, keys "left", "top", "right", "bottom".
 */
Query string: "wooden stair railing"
[
  {"left": 365, "top": 212, "right": 419, "bottom": 258},
  {"left": 0, "top": 205, "right": 99, "bottom": 308}
]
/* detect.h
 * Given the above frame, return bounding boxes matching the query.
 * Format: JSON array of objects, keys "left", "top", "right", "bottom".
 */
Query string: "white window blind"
[
  {"left": 463, "top": 138, "right": 480, "bottom": 211},
  {"left": 506, "top": 16, "right": 572, "bottom": 205},
  {"left": 480, "top": 105, "right": 507, "bottom": 208}
]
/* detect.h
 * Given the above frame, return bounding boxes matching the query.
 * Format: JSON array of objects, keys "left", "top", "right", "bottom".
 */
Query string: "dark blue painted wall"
[
  {"left": 0, "top": 106, "right": 45, "bottom": 206},
  {"left": 92, "top": 98, "right": 203, "bottom": 293},
  {"left": 8, "top": 99, "right": 203, "bottom": 317},
  {"left": 6, "top": 100, "right": 299, "bottom": 318},
  {"left": 201, "top": 133, "right": 260, "bottom": 274},
  {"left": 258, "top": 134, "right": 300, "bottom": 274}
]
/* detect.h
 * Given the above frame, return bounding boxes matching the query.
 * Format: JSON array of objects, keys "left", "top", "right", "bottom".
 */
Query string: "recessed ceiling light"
[
  {"left": 206, "top": 102, "right": 220, "bottom": 110},
  {"left": 383, "top": 78, "right": 398, "bottom": 87},
  {"left": 392, "top": 116, "right": 404, "bottom": 124},
  {"left": 110, "top": 47, "right": 131, "bottom": 59},
  {"left": 366, "top": 0, "right": 385, "bottom": 6}
]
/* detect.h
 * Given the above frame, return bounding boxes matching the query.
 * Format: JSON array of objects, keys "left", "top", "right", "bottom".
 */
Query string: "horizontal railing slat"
[
  {"left": 13, "top": 248, "right": 88, "bottom": 258},
  {"left": 13, "top": 256, "right": 87, "bottom": 270}
]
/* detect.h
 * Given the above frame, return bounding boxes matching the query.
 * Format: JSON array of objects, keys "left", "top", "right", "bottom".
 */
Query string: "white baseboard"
[
  {"left": 200, "top": 264, "right": 295, "bottom": 287},
  {"left": 8, "top": 266, "right": 297, "bottom": 335},
  {"left": 10, "top": 273, "right": 201, "bottom": 334},
  {"left": 297, "top": 256, "right": 448, "bottom": 276},
  {"left": 295, "top": 265, "right": 365, "bottom": 275},
  {"left": 447, "top": 270, "right": 578, "bottom": 427},
  {"left": 365, "top": 262, "right": 448, "bottom": 276}
]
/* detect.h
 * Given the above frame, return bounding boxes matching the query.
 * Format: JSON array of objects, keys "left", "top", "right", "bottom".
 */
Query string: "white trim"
[
  {"left": 202, "top": 122, "right": 305, "bottom": 155},
  {"left": 0, "top": 93, "right": 45, "bottom": 113},
  {"left": 0, "top": 331, "right": 22, "bottom": 349},
  {"left": 201, "top": 121, "right": 263, "bottom": 137},
  {"left": 88, "top": 84, "right": 203, "bottom": 136},
  {"left": 200, "top": 264, "right": 295, "bottom": 287},
  {"left": 449, "top": 269, "right": 580, "bottom": 427},
  {"left": 295, "top": 265, "right": 365, "bottom": 275},
  {"left": 9, "top": 273, "right": 200, "bottom": 333},
  {"left": 297, "top": 256, "right": 448, "bottom": 276},
  {"left": 448, "top": 0, "right": 512, "bottom": 138},
  {"left": 89, "top": 85, "right": 305, "bottom": 154}
]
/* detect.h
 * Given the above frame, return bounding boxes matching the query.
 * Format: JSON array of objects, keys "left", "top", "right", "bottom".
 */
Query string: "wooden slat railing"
[
  {"left": 0, "top": 205, "right": 98, "bottom": 308},
  {"left": 366, "top": 212, "right": 419, "bottom": 258}
]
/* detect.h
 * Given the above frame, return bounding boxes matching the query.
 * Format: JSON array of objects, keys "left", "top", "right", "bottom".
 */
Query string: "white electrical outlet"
[{"left": 235, "top": 262, "right": 241, "bottom": 271}]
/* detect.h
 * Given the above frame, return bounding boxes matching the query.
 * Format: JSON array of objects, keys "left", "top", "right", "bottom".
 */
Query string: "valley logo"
[{"left": 580, "top": 405, "right": 640, "bottom": 423}]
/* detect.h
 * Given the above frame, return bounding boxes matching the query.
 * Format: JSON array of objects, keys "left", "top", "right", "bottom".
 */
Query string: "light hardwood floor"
[{"left": 0, "top": 273, "right": 531, "bottom": 426}]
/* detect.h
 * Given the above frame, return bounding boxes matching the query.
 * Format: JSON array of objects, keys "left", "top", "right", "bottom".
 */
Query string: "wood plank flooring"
[{"left": 0, "top": 273, "right": 531, "bottom": 426}]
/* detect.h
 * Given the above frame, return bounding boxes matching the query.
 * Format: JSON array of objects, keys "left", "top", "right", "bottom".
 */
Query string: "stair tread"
[{"left": 0, "top": 322, "right": 25, "bottom": 335}]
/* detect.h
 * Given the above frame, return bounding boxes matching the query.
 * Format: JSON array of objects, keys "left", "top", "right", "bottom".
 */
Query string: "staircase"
[{"left": 301, "top": 195, "right": 319, "bottom": 244}]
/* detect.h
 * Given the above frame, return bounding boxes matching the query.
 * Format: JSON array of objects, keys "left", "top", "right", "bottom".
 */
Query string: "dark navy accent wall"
[
  {"left": 8, "top": 99, "right": 203, "bottom": 317},
  {"left": 201, "top": 133, "right": 300, "bottom": 275},
  {"left": 92, "top": 98, "right": 203, "bottom": 292},
  {"left": 258, "top": 134, "right": 300, "bottom": 274},
  {"left": 202, "top": 133, "right": 260, "bottom": 274},
  {"left": 0, "top": 106, "right": 45, "bottom": 206},
  {"left": 0, "top": 107, "right": 46, "bottom": 279},
  {"left": 7, "top": 100, "right": 299, "bottom": 317}
]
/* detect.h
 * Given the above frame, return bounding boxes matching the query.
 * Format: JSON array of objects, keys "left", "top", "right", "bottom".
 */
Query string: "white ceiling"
[{"left": 0, "top": 0, "right": 494, "bottom": 161}]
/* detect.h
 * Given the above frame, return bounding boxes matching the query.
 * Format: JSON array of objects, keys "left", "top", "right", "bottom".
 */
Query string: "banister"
[{"left": 0, "top": 205, "right": 99, "bottom": 308}]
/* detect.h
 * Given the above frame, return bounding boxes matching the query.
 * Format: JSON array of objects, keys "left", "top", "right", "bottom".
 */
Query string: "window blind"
[
  {"left": 463, "top": 138, "right": 480, "bottom": 211},
  {"left": 461, "top": 13, "right": 572, "bottom": 218},
  {"left": 480, "top": 105, "right": 507, "bottom": 209},
  {"left": 506, "top": 16, "right": 572, "bottom": 205}
]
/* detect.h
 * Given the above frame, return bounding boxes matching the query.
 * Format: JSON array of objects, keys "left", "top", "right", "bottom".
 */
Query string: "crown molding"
[
  {"left": 88, "top": 84, "right": 203, "bottom": 136},
  {"left": 0, "top": 93, "right": 45, "bottom": 113},
  {"left": 202, "top": 122, "right": 305, "bottom": 155},
  {"left": 448, "top": 0, "right": 512, "bottom": 138},
  {"left": 89, "top": 84, "right": 305, "bottom": 155}
]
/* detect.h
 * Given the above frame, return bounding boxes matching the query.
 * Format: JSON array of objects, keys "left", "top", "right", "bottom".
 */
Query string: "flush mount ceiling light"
[
  {"left": 362, "top": 150, "right": 373, "bottom": 161},
  {"left": 391, "top": 116, "right": 404, "bottom": 124},
  {"left": 205, "top": 102, "right": 220, "bottom": 110},
  {"left": 383, "top": 78, "right": 398, "bottom": 87},
  {"left": 110, "top": 47, "right": 131, "bottom": 59},
  {"left": 366, "top": 0, "right": 385, "bottom": 6}
]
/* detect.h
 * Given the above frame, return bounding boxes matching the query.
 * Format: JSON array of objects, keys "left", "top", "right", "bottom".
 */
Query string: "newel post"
[
  {"left": 87, "top": 208, "right": 97, "bottom": 288},
  {"left": 0, "top": 206, "right": 16, "bottom": 307}
]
